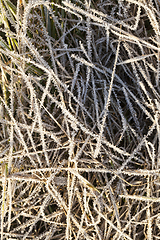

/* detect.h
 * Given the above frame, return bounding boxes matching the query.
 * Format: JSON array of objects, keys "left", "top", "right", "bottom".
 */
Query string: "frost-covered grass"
[{"left": 0, "top": 0, "right": 160, "bottom": 239}]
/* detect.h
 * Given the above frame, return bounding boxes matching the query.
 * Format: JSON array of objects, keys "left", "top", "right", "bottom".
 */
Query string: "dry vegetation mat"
[{"left": 0, "top": 0, "right": 160, "bottom": 239}]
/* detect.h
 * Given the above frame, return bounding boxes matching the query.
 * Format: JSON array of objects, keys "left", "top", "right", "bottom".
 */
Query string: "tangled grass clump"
[{"left": 0, "top": 0, "right": 160, "bottom": 239}]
